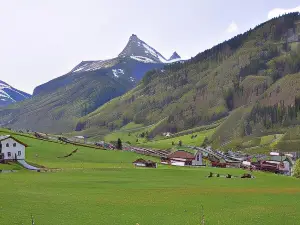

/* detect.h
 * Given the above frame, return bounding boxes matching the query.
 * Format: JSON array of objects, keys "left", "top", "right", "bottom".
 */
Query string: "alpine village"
[{"left": 1, "top": 9, "right": 300, "bottom": 225}]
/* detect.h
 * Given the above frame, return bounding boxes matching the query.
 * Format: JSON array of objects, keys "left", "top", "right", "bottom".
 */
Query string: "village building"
[
  {"left": 133, "top": 158, "right": 157, "bottom": 168},
  {"left": 0, "top": 135, "right": 27, "bottom": 162},
  {"left": 72, "top": 136, "right": 87, "bottom": 143},
  {"left": 161, "top": 150, "right": 203, "bottom": 167},
  {"left": 162, "top": 132, "right": 172, "bottom": 137},
  {"left": 269, "top": 152, "right": 294, "bottom": 175}
]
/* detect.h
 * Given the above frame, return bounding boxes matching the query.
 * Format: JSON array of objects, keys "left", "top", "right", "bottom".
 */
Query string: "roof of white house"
[
  {"left": 0, "top": 135, "right": 10, "bottom": 141},
  {"left": 0, "top": 135, "right": 28, "bottom": 147}
]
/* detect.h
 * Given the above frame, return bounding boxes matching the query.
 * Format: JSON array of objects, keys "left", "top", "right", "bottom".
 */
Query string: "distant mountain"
[
  {"left": 168, "top": 52, "right": 181, "bottom": 61},
  {"left": 34, "top": 34, "right": 181, "bottom": 96},
  {"left": 0, "top": 80, "right": 30, "bottom": 107},
  {"left": 0, "top": 35, "right": 181, "bottom": 133}
]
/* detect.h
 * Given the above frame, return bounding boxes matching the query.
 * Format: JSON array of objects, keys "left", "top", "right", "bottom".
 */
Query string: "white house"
[{"left": 0, "top": 135, "right": 27, "bottom": 161}]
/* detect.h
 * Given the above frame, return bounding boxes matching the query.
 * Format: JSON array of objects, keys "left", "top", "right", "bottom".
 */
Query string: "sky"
[{"left": 0, "top": 0, "right": 300, "bottom": 94}]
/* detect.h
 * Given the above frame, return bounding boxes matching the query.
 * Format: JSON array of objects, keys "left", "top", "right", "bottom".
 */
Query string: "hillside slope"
[{"left": 77, "top": 13, "right": 300, "bottom": 143}]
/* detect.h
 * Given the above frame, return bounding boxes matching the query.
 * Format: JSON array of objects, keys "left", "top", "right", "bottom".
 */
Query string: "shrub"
[
  {"left": 293, "top": 159, "right": 300, "bottom": 178},
  {"left": 178, "top": 140, "right": 182, "bottom": 146}
]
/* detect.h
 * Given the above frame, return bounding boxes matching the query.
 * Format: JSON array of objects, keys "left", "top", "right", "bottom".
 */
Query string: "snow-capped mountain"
[
  {"left": 68, "top": 34, "right": 182, "bottom": 75},
  {"left": 35, "top": 34, "right": 180, "bottom": 96},
  {"left": 119, "top": 34, "right": 168, "bottom": 63},
  {"left": 0, "top": 80, "right": 31, "bottom": 107}
]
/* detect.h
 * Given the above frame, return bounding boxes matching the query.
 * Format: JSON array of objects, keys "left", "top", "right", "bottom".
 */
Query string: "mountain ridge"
[{"left": 0, "top": 80, "right": 31, "bottom": 107}]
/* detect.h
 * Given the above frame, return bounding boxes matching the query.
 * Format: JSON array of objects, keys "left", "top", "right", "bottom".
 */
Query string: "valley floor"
[{"left": 0, "top": 129, "right": 300, "bottom": 225}]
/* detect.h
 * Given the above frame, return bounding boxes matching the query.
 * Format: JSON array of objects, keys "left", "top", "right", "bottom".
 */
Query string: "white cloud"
[
  {"left": 226, "top": 21, "right": 238, "bottom": 33},
  {"left": 268, "top": 6, "right": 300, "bottom": 19}
]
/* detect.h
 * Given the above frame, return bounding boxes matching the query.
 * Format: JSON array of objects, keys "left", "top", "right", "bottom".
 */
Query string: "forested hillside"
[{"left": 77, "top": 13, "right": 300, "bottom": 147}]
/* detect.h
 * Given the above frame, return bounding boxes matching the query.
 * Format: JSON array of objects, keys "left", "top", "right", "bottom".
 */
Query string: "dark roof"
[
  {"left": 0, "top": 135, "right": 28, "bottom": 147},
  {"left": 168, "top": 150, "right": 195, "bottom": 160},
  {"left": 133, "top": 158, "right": 156, "bottom": 164}
]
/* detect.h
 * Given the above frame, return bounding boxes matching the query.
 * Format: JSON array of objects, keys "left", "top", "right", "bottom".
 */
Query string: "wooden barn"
[{"left": 133, "top": 158, "right": 157, "bottom": 168}]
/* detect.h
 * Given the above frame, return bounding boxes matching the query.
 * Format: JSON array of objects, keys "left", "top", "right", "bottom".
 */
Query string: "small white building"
[{"left": 0, "top": 135, "right": 27, "bottom": 161}]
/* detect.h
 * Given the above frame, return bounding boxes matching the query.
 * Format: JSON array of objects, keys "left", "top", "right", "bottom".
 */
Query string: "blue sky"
[{"left": 0, "top": 0, "right": 299, "bottom": 93}]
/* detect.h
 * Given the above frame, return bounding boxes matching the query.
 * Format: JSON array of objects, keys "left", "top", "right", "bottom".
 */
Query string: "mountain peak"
[
  {"left": 129, "top": 34, "right": 139, "bottom": 41},
  {"left": 169, "top": 52, "right": 181, "bottom": 61},
  {"left": 118, "top": 34, "right": 167, "bottom": 63}
]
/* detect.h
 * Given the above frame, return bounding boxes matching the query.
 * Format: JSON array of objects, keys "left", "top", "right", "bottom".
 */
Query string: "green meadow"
[{"left": 0, "top": 129, "right": 300, "bottom": 225}]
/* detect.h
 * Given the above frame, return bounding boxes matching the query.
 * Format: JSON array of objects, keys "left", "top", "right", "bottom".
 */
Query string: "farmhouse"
[
  {"left": 161, "top": 150, "right": 203, "bottom": 166},
  {"left": 133, "top": 158, "right": 157, "bottom": 168},
  {"left": 0, "top": 135, "right": 27, "bottom": 162}
]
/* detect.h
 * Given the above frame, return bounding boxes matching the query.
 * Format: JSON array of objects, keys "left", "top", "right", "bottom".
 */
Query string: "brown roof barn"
[
  {"left": 167, "top": 150, "right": 195, "bottom": 160},
  {"left": 161, "top": 150, "right": 203, "bottom": 167}
]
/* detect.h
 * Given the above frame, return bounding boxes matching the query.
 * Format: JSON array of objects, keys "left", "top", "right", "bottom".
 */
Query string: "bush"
[
  {"left": 178, "top": 140, "right": 182, "bottom": 146},
  {"left": 293, "top": 159, "right": 300, "bottom": 178}
]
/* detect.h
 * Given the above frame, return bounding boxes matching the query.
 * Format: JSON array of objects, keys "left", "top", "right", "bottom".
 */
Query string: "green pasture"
[
  {"left": 138, "top": 129, "right": 215, "bottom": 149},
  {"left": 0, "top": 129, "right": 300, "bottom": 224}
]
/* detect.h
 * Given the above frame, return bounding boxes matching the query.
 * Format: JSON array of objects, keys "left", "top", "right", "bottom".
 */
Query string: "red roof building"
[{"left": 161, "top": 150, "right": 203, "bottom": 167}]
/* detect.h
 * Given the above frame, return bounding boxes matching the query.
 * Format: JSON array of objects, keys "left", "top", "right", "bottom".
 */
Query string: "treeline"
[{"left": 248, "top": 97, "right": 300, "bottom": 129}]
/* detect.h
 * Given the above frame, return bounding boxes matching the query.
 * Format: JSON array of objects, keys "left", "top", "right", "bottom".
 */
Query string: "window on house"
[
  {"left": 18, "top": 151, "right": 21, "bottom": 156},
  {"left": 6, "top": 143, "right": 9, "bottom": 147},
  {"left": 13, "top": 143, "right": 16, "bottom": 147},
  {"left": 7, "top": 152, "right": 11, "bottom": 157}
]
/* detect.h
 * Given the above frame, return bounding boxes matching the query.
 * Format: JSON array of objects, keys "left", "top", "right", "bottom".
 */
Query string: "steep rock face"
[
  {"left": 0, "top": 80, "right": 31, "bottom": 107},
  {"left": 118, "top": 34, "right": 168, "bottom": 63}
]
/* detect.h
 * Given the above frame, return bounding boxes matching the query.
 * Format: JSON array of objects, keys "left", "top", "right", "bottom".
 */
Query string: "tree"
[
  {"left": 117, "top": 138, "right": 123, "bottom": 150},
  {"left": 201, "top": 137, "right": 209, "bottom": 148},
  {"left": 178, "top": 140, "right": 182, "bottom": 146},
  {"left": 293, "top": 159, "right": 300, "bottom": 178}
]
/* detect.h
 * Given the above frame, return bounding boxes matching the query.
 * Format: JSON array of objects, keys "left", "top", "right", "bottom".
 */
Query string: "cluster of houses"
[
  {"left": 133, "top": 150, "right": 204, "bottom": 168},
  {"left": 132, "top": 148, "right": 296, "bottom": 177},
  {"left": 0, "top": 135, "right": 26, "bottom": 163}
]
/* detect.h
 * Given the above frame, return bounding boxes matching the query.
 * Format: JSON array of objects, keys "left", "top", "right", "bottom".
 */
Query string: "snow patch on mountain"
[
  {"left": 130, "top": 56, "right": 155, "bottom": 63},
  {"left": 0, "top": 80, "right": 31, "bottom": 106},
  {"left": 112, "top": 69, "right": 125, "bottom": 78}
]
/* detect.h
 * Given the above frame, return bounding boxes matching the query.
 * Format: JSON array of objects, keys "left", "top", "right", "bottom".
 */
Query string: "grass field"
[
  {"left": 137, "top": 129, "right": 215, "bottom": 149},
  {"left": 1, "top": 129, "right": 300, "bottom": 224}
]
